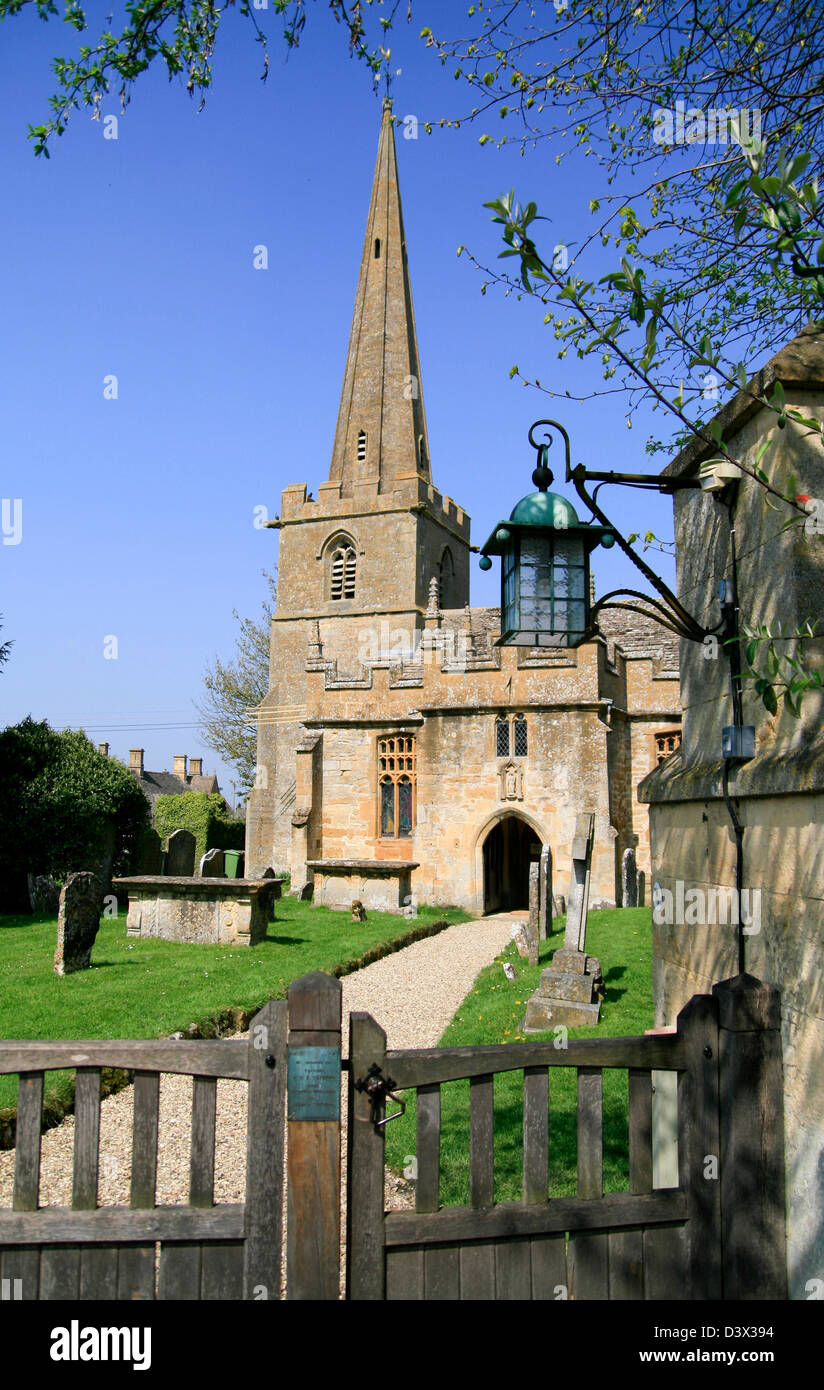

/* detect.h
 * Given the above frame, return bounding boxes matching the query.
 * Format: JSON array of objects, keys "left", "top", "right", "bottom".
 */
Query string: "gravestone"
[
  {"left": 512, "top": 923, "right": 530, "bottom": 958},
  {"left": 137, "top": 828, "right": 163, "bottom": 876},
  {"left": 28, "top": 874, "right": 60, "bottom": 917},
  {"left": 622, "top": 847, "right": 638, "bottom": 907},
  {"left": 638, "top": 870, "right": 646, "bottom": 907},
  {"left": 164, "top": 828, "right": 195, "bottom": 877},
  {"left": 523, "top": 814, "right": 603, "bottom": 1030},
  {"left": 538, "top": 844, "right": 553, "bottom": 940},
  {"left": 54, "top": 872, "right": 102, "bottom": 976},
  {"left": 199, "top": 848, "right": 225, "bottom": 878},
  {"left": 525, "top": 862, "right": 540, "bottom": 965}
]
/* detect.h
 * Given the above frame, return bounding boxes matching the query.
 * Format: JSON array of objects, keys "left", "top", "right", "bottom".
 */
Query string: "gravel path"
[{"left": 0, "top": 914, "right": 518, "bottom": 1215}]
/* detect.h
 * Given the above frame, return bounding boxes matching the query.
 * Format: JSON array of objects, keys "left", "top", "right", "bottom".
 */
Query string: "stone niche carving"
[{"left": 498, "top": 761, "right": 524, "bottom": 801}]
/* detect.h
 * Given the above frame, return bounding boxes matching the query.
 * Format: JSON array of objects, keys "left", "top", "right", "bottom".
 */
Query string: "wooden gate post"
[
  {"left": 714, "top": 974, "right": 787, "bottom": 1300},
  {"left": 677, "top": 990, "right": 722, "bottom": 1299},
  {"left": 286, "top": 972, "right": 342, "bottom": 1300}
]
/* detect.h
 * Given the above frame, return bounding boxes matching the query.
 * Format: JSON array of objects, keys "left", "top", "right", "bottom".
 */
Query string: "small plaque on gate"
[{"left": 287, "top": 1046, "right": 341, "bottom": 1121}]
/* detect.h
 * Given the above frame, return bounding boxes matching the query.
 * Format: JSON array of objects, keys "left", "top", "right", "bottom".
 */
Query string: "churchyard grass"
[
  {"left": 384, "top": 906, "right": 655, "bottom": 1204},
  {"left": 0, "top": 899, "right": 470, "bottom": 1118}
]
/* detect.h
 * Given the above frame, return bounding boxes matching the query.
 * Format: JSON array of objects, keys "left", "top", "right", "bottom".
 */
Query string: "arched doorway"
[{"left": 482, "top": 815, "right": 542, "bottom": 913}]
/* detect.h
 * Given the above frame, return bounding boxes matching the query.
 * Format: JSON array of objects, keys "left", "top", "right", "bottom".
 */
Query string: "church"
[{"left": 245, "top": 100, "right": 681, "bottom": 914}]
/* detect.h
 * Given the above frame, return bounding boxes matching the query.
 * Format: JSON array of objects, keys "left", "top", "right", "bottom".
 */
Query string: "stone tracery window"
[
  {"left": 329, "top": 540, "right": 357, "bottom": 600},
  {"left": 439, "top": 546, "right": 454, "bottom": 609},
  {"left": 654, "top": 729, "right": 681, "bottom": 764},
  {"left": 378, "top": 735, "right": 416, "bottom": 838}
]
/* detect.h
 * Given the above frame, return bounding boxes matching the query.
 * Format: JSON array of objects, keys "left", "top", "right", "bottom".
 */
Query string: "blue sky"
[{"left": 0, "top": 2, "right": 693, "bottom": 801}]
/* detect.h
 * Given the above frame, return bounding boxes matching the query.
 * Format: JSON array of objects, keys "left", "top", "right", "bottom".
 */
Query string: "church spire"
[{"left": 328, "top": 99, "right": 431, "bottom": 495}]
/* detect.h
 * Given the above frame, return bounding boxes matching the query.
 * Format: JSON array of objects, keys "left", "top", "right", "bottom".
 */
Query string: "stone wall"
[{"left": 638, "top": 326, "right": 824, "bottom": 1298}]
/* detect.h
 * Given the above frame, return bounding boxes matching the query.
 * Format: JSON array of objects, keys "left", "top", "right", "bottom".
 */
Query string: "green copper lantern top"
[{"left": 508, "top": 490, "right": 581, "bottom": 528}]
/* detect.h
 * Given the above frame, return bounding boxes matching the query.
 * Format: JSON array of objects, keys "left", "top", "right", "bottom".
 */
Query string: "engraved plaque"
[{"left": 287, "top": 1046, "right": 341, "bottom": 1121}]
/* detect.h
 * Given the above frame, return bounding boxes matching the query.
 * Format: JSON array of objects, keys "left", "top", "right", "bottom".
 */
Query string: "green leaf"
[{"left": 762, "top": 685, "right": 779, "bottom": 716}]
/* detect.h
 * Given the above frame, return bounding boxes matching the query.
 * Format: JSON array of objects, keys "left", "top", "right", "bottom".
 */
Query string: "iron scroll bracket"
[{"left": 354, "top": 1062, "right": 407, "bottom": 1129}]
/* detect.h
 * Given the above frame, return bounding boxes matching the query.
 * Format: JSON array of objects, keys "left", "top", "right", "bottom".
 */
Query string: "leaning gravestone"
[
  {"left": 54, "top": 872, "right": 103, "bottom": 976},
  {"left": 538, "top": 844, "right": 553, "bottom": 940},
  {"left": 164, "top": 828, "right": 196, "bottom": 877},
  {"left": 525, "top": 862, "right": 540, "bottom": 965},
  {"left": 622, "top": 847, "right": 638, "bottom": 908},
  {"left": 523, "top": 814, "right": 603, "bottom": 1030},
  {"left": 28, "top": 874, "right": 60, "bottom": 918},
  {"left": 199, "top": 848, "right": 225, "bottom": 878}
]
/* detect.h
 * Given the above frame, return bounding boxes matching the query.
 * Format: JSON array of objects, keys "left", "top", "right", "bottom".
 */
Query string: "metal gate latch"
[{"left": 355, "top": 1063, "right": 407, "bottom": 1128}]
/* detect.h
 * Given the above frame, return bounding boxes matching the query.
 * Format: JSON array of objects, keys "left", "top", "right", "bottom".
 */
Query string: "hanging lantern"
[{"left": 479, "top": 421, "right": 615, "bottom": 648}]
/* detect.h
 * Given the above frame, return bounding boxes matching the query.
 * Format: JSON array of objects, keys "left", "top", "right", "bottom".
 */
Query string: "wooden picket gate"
[
  {"left": 0, "top": 1001, "right": 287, "bottom": 1300},
  {"left": 0, "top": 972, "right": 786, "bottom": 1300}
]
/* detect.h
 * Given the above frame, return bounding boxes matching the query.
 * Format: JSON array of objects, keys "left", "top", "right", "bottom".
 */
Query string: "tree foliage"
[
  {"left": 0, "top": 718, "right": 151, "bottom": 900},
  {"left": 0, "top": 615, "right": 11, "bottom": 672},
  {"left": 426, "top": 0, "right": 824, "bottom": 447},
  {"left": 0, "top": 0, "right": 389, "bottom": 155},
  {"left": 153, "top": 789, "right": 244, "bottom": 867},
  {"left": 194, "top": 569, "right": 276, "bottom": 796}
]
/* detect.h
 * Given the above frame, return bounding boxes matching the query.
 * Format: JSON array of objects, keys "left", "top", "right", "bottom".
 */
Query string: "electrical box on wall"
[{"left": 722, "top": 725, "right": 755, "bottom": 761}]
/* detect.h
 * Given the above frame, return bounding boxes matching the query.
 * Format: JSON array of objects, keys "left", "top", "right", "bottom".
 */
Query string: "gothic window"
[
  {"left": 439, "top": 547, "right": 454, "bottom": 609},
  {"left": 378, "top": 735, "right": 416, "bottom": 838},
  {"left": 513, "top": 713, "right": 528, "bottom": 757},
  {"left": 374, "top": 238, "right": 381, "bottom": 259},
  {"left": 418, "top": 434, "right": 428, "bottom": 473},
  {"left": 496, "top": 716, "right": 510, "bottom": 758},
  {"left": 357, "top": 430, "right": 367, "bottom": 463},
  {"left": 330, "top": 541, "right": 357, "bottom": 601},
  {"left": 496, "top": 713, "right": 527, "bottom": 758},
  {"left": 654, "top": 729, "right": 681, "bottom": 765}
]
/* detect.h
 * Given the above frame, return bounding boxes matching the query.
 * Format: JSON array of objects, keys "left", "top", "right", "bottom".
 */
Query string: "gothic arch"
[
  {"left": 472, "top": 809, "right": 546, "bottom": 915},
  {"left": 439, "top": 546, "right": 455, "bottom": 609},
  {"left": 319, "top": 529, "right": 360, "bottom": 602}
]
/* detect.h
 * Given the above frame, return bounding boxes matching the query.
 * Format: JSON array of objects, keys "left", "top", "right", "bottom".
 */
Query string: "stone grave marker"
[
  {"left": 137, "top": 828, "right": 163, "bottom": 876},
  {"left": 54, "top": 872, "right": 103, "bottom": 975},
  {"left": 538, "top": 844, "right": 553, "bottom": 940},
  {"left": 199, "top": 848, "right": 225, "bottom": 878},
  {"left": 622, "top": 847, "right": 638, "bottom": 907},
  {"left": 523, "top": 813, "right": 603, "bottom": 1030},
  {"left": 164, "top": 828, "right": 196, "bottom": 877},
  {"left": 28, "top": 874, "right": 60, "bottom": 917},
  {"left": 525, "top": 862, "right": 540, "bottom": 965}
]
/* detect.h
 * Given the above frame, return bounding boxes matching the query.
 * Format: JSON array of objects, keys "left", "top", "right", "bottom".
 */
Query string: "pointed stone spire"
[{"left": 328, "top": 99, "right": 431, "bottom": 495}]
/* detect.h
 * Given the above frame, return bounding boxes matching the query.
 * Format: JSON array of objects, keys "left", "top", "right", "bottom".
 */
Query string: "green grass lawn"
[
  {"left": 0, "top": 899, "right": 470, "bottom": 1118},
  {"left": 384, "top": 906, "right": 656, "bottom": 1205}
]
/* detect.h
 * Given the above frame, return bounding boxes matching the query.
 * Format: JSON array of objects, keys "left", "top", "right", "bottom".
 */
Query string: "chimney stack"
[
  {"left": 189, "top": 757, "right": 203, "bottom": 777},
  {"left": 129, "top": 749, "right": 144, "bottom": 777},
  {"left": 173, "top": 754, "right": 188, "bottom": 782},
  {"left": 98, "top": 742, "right": 109, "bottom": 757}
]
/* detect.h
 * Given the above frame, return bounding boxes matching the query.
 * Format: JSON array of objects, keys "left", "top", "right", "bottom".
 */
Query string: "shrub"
[{"left": 154, "top": 791, "right": 245, "bottom": 867}]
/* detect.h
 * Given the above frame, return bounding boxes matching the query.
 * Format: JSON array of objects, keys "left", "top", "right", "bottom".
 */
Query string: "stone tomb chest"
[
  {"left": 114, "top": 876, "right": 280, "bottom": 947},
  {"left": 306, "top": 860, "right": 418, "bottom": 914}
]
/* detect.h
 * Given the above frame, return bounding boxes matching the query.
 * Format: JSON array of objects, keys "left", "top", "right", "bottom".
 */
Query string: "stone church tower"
[{"left": 245, "top": 101, "right": 681, "bottom": 913}]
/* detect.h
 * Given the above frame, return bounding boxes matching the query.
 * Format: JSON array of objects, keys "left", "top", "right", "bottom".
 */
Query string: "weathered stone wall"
[{"left": 639, "top": 328, "right": 824, "bottom": 1298}]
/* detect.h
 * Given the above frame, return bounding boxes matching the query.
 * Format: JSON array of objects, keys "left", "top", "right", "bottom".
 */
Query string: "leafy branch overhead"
[{"left": 0, "top": 0, "right": 387, "bottom": 156}]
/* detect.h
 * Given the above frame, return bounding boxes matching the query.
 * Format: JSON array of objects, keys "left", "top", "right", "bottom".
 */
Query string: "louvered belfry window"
[
  {"left": 357, "top": 429, "right": 367, "bottom": 462},
  {"left": 331, "top": 544, "right": 356, "bottom": 600},
  {"left": 378, "top": 735, "right": 416, "bottom": 838}
]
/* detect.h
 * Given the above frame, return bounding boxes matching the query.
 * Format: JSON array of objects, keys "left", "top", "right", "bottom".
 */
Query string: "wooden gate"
[
  {"left": 0, "top": 1001, "right": 286, "bottom": 1300},
  {"left": 0, "top": 972, "right": 786, "bottom": 1300},
  {"left": 347, "top": 975, "right": 787, "bottom": 1300}
]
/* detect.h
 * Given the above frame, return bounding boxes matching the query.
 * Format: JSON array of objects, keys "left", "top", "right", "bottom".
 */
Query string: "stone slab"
[
  {"left": 114, "top": 876, "right": 276, "bottom": 947},
  {"left": 534, "top": 970, "right": 597, "bottom": 1004},
  {"left": 522, "top": 997, "right": 602, "bottom": 1031}
]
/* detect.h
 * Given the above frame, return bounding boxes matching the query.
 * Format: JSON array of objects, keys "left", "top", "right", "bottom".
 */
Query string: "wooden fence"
[
  {"left": 0, "top": 971, "right": 786, "bottom": 1300},
  {"left": 347, "top": 973, "right": 787, "bottom": 1300},
  {"left": 0, "top": 1002, "right": 286, "bottom": 1300}
]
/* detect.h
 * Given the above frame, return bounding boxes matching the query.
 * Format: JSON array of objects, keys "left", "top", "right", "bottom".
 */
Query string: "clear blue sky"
[{"left": 1, "top": 1, "right": 694, "bottom": 802}]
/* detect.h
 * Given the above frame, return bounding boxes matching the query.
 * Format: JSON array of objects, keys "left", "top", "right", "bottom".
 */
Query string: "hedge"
[{"left": 154, "top": 792, "right": 245, "bottom": 868}]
